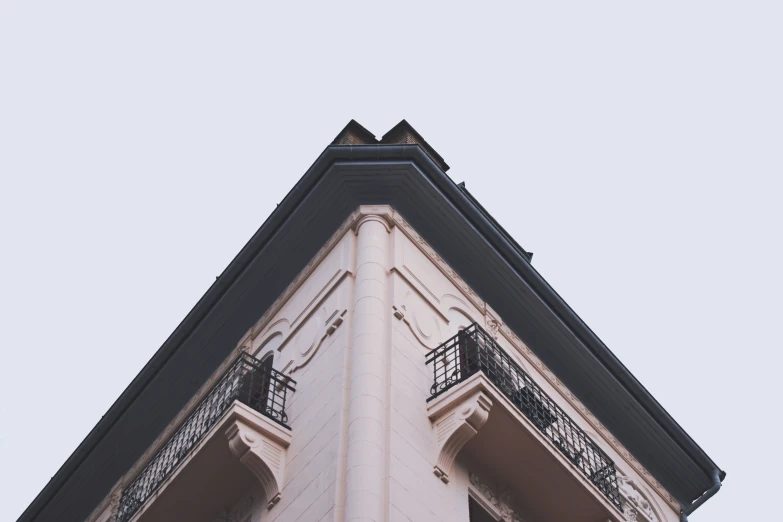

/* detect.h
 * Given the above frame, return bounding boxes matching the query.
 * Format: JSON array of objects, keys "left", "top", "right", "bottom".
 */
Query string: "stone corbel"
[
  {"left": 224, "top": 404, "right": 293, "bottom": 509},
  {"left": 428, "top": 390, "right": 492, "bottom": 483}
]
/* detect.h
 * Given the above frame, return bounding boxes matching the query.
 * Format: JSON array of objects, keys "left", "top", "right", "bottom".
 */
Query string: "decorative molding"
[
  {"left": 282, "top": 307, "right": 347, "bottom": 375},
  {"left": 352, "top": 207, "right": 395, "bottom": 234},
  {"left": 469, "top": 472, "right": 529, "bottom": 522},
  {"left": 249, "top": 208, "right": 363, "bottom": 342},
  {"left": 392, "top": 214, "right": 486, "bottom": 312},
  {"left": 617, "top": 473, "right": 661, "bottom": 522},
  {"left": 391, "top": 291, "right": 443, "bottom": 350},
  {"left": 428, "top": 390, "right": 492, "bottom": 483},
  {"left": 252, "top": 264, "right": 350, "bottom": 376},
  {"left": 224, "top": 404, "right": 292, "bottom": 510},
  {"left": 249, "top": 205, "right": 392, "bottom": 342},
  {"left": 486, "top": 316, "right": 501, "bottom": 340}
]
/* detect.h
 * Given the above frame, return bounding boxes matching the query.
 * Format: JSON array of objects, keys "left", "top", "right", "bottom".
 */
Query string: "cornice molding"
[{"left": 351, "top": 206, "right": 395, "bottom": 234}]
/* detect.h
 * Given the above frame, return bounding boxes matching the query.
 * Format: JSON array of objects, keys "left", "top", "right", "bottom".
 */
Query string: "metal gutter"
[{"left": 680, "top": 470, "right": 722, "bottom": 521}]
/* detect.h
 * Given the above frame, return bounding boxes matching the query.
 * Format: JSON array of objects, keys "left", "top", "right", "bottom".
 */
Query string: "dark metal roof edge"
[
  {"left": 457, "top": 183, "right": 533, "bottom": 262},
  {"left": 15, "top": 144, "right": 343, "bottom": 522},
  {"left": 19, "top": 143, "right": 723, "bottom": 521}
]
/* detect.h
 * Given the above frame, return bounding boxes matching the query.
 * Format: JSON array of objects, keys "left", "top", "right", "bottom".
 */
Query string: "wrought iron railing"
[
  {"left": 425, "top": 323, "right": 623, "bottom": 511},
  {"left": 114, "top": 353, "right": 296, "bottom": 522}
]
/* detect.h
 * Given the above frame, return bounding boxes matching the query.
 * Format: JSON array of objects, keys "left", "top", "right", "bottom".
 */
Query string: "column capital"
[{"left": 351, "top": 205, "right": 396, "bottom": 234}]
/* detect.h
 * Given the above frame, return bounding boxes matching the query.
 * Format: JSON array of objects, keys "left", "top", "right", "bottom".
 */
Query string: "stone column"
[{"left": 344, "top": 212, "right": 392, "bottom": 522}]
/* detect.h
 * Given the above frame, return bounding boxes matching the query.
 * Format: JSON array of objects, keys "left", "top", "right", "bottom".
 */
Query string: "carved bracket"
[
  {"left": 224, "top": 405, "right": 292, "bottom": 509},
  {"left": 428, "top": 390, "right": 492, "bottom": 483}
]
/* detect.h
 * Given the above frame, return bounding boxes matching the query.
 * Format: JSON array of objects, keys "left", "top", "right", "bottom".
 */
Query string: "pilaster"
[{"left": 343, "top": 208, "right": 394, "bottom": 522}]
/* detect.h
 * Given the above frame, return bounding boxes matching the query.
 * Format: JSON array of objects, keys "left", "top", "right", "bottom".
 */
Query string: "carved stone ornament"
[
  {"left": 617, "top": 473, "right": 660, "bottom": 522},
  {"left": 486, "top": 317, "right": 501, "bottom": 340},
  {"left": 224, "top": 404, "right": 292, "bottom": 509},
  {"left": 108, "top": 489, "right": 122, "bottom": 516},
  {"left": 469, "top": 472, "right": 528, "bottom": 522},
  {"left": 288, "top": 307, "right": 347, "bottom": 374},
  {"left": 392, "top": 289, "right": 443, "bottom": 350},
  {"left": 429, "top": 391, "right": 492, "bottom": 483}
]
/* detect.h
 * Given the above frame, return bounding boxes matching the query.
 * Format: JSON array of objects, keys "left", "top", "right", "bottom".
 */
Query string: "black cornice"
[{"left": 17, "top": 144, "right": 723, "bottom": 522}]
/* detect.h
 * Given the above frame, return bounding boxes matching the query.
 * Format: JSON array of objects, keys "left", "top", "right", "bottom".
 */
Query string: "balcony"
[
  {"left": 115, "top": 354, "right": 296, "bottom": 522},
  {"left": 426, "top": 324, "right": 623, "bottom": 520}
]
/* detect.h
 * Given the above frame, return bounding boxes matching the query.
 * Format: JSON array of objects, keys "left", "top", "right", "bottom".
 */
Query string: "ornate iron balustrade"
[
  {"left": 426, "top": 323, "right": 623, "bottom": 511},
  {"left": 114, "top": 353, "right": 295, "bottom": 522}
]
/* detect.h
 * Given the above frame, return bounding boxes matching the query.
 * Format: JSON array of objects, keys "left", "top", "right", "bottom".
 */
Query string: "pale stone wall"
[
  {"left": 388, "top": 320, "right": 468, "bottom": 522},
  {"left": 384, "top": 221, "right": 679, "bottom": 522},
  {"left": 243, "top": 231, "right": 356, "bottom": 522},
  {"left": 91, "top": 206, "right": 679, "bottom": 522}
]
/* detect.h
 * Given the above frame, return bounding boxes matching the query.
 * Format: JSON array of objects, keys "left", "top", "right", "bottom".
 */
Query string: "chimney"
[
  {"left": 379, "top": 119, "right": 449, "bottom": 171},
  {"left": 332, "top": 120, "right": 378, "bottom": 145},
  {"left": 331, "top": 119, "right": 450, "bottom": 172}
]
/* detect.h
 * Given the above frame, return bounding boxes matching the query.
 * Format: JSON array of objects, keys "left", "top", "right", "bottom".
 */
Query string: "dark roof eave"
[
  {"left": 18, "top": 143, "right": 723, "bottom": 522},
  {"left": 15, "top": 141, "right": 341, "bottom": 522}
]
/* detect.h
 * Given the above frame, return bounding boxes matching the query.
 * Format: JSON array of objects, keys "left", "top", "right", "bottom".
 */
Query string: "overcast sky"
[{"left": 1, "top": 2, "right": 781, "bottom": 521}]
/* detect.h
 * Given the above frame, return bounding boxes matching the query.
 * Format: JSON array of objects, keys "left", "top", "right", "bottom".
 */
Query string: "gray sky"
[{"left": 1, "top": 2, "right": 780, "bottom": 520}]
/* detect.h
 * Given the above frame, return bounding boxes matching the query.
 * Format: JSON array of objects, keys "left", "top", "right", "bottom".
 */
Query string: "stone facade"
[{"left": 89, "top": 206, "right": 677, "bottom": 522}]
